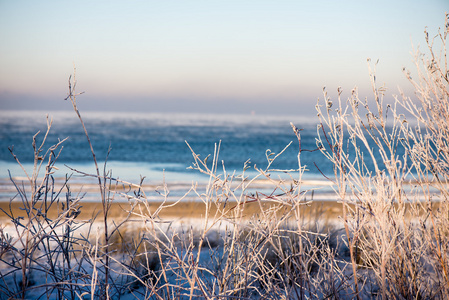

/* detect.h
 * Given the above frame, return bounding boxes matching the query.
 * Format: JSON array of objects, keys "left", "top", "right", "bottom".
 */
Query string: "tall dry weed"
[{"left": 316, "top": 13, "right": 449, "bottom": 299}]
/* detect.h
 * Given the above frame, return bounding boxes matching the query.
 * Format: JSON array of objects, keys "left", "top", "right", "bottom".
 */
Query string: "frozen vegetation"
[{"left": 1, "top": 15, "right": 449, "bottom": 300}]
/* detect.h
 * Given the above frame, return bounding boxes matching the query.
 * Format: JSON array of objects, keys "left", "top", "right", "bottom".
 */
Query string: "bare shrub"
[
  {"left": 0, "top": 118, "right": 93, "bottom": 299},
  {"left": 316, "top": 13, "right": 449, "bottom": 299}
]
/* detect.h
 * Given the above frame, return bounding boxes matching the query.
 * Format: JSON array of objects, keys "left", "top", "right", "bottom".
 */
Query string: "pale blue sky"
[{"left": 0, "top": 1, "right": 447, "bottom": 115}]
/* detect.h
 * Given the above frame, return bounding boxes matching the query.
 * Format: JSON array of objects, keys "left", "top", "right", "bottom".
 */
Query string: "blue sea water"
[
  {"left": 1, "top": 109, "right": 417, "bottom": 202},
  {"left": 0, "top": 110, "right": 331, "bottom": 185}
]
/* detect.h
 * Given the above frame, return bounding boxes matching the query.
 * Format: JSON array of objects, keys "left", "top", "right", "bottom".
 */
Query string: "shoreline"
[
  {"left": 0, "top": 198, "right": 344, "bottom": 222},
  {"left": 0, "top": 175, "right": 337, "bottom": 202},
  {"left": 1, "top": 197, "right": 444, "bottom": 224}
]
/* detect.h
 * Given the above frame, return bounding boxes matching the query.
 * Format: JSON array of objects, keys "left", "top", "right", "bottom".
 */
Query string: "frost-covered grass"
[{"left": 1, "top": 14, "right": 449, "bottom": 300}]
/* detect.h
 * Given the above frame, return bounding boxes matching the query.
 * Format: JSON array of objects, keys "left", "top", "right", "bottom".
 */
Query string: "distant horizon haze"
[{"left": 0, "top": 1, "right": 447, "bottom": 115}]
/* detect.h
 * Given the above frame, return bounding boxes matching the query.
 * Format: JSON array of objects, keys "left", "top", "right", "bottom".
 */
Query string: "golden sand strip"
[
  {"left": 1, "top": 199, "right": 442, "bottom": 225},
  {"left": 0, "top": 199, "right": 344, "bottom": 222}
]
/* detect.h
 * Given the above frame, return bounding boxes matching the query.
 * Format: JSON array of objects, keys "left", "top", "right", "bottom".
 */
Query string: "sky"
[{"left": 0, "top": 1, "right": 447, "bottom": 115}]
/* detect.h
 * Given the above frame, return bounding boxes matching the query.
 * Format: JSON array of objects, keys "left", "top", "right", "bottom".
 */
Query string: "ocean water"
[
  {"left": 3, "top": 109, "right": 404, "bottom": 201},
  {"left": 0, "top": 110, "right": 331, "bottom": 181}
]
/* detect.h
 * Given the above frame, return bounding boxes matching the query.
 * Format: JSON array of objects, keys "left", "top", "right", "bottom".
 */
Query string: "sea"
[{"left": 0, "top": 110, "right": 347, "bottom": 202}]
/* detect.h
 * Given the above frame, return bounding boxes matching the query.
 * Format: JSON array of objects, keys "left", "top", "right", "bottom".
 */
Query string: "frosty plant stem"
[{"left": 65, "top": 67, "right": 110, "bottom": 296}]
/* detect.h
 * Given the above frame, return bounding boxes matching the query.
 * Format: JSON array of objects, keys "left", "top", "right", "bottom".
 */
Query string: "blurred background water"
[
  {"left": 2, "top": 110, "right": 408, "bottom": 201},
  {"left": 0, "top": 110, "right": 329, "bottom": 183}
]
